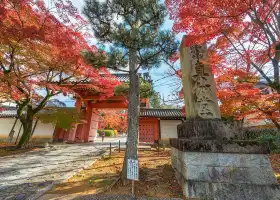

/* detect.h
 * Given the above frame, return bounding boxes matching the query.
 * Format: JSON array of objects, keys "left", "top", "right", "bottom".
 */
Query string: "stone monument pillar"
[
  {"left": 170, "top": 36, "right": 280, "bottom": 200},
  {"left": 180, "top": 41, "right": 220, "bottom": 119}
]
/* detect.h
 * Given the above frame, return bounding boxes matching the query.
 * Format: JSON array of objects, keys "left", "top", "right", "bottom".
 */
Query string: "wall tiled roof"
[
  {"left": 0, "top": 106, "right": 17, "bottom": 118},
  {"left": 140, "top": 109, "right": 185, "bottom": 119},
  {"left": 0, "top": 107, "right": 185, "bottom": 120}
]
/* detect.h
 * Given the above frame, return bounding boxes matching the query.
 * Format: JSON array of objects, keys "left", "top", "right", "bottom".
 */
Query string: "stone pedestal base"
[
  {"left": 177, "top": 118, "right": 237, "bottom": 140},
  {"left": 171, "top": 147, "right": 280, "bottom": 200}
]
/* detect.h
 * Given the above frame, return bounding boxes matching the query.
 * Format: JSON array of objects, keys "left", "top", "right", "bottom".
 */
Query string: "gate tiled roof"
[{"left": 55, "top": 74, "right": 130, "bottom": 91}]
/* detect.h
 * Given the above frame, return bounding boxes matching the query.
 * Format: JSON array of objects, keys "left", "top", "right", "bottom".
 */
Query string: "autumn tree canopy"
[
  {"left": 166, "top": 0, "right": 280, "bottom": 127},
  {"left": 0, "top": 0, "right": 116, "bottom": 147},
  {"left": 99, "top": 110, "right": 128, "bottom": 132},
  {"left": 216, "top": 68, "right": 280, "bottom": 129},
  {"left": 166, "top": 0, "right": 280, "bottom": 88}
]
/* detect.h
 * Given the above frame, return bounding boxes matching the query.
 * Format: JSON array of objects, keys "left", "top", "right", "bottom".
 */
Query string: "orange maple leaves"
[
  {"left": 216, "top": 69, "right": 280, "bottom": 125},
  {"left": 0, "top": 0, "right": 116, "bottom": 103},
  {"left": 166, "top": 0, "right": 280, "bottom": 75},
  {"left": 99, "top": 109, "right": 128, "bottom": 132},
  {"left": 167, "top": 0, "right": 280, "bottom": 128}
]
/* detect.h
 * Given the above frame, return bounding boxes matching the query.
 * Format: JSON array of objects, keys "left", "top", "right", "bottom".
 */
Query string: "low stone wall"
[{"left": 171, "top": 147, "right": 280, "bottom": 200}]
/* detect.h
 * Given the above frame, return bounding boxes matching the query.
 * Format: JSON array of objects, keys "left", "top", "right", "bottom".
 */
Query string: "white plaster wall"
[
  {"left": 0, "top": 118, "right": 55, "bottom": 141},
  {"left": 160, "top": 120, "right": 181, "bottom": 140}
]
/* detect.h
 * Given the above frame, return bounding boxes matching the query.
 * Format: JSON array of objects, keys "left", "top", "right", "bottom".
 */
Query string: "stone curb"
[
  {"left": 78, "top": 194, "right": 183, "bottom": 200},
  {"left": 29, "top": 147, "right": 113, "bottom": 200}
]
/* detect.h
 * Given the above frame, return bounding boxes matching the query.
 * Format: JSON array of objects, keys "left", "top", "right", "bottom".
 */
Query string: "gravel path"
[{"left": 0, "top": 143, "right": 110, "bottom": 200}]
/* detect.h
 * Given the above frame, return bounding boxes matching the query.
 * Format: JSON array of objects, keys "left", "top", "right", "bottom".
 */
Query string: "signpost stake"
[
  {"left": 109, "top": 143, "right": 112, "bottom": 158},
  {"left": 132, "top": 180, "right": 135, "bottom": 196},
  {"left": 119, "top": 140, "right": 121, "bottom": 152}
]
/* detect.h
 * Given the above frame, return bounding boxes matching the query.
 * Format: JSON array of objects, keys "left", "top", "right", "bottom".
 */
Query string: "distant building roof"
[
  {"left": 0, "top": 100, "right": 66, "bottom": 118},
  {"left": 112, "top": 74, "right": 130, "bottom": 82}
]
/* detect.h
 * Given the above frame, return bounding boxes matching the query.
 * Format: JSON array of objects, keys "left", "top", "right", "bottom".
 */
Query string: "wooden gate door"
[{"left": 139, "top": 119, "right": 158, "bottom": 143}]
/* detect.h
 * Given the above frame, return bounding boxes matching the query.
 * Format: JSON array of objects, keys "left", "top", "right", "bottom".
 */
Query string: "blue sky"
[{"left": 59, "top": 0, "right": 184, "bottom": 106}]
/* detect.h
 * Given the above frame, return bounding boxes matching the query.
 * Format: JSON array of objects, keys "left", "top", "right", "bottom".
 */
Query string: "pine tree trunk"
[
  {"left": 121, "top": 49, "right": 140, "bottom": 184},
  {"left": 17, "top": 106, "right": 34, "bottom": 148}
]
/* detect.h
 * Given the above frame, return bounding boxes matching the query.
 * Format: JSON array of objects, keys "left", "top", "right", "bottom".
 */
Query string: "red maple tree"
[
  {"left": 0, "top": 0, "right": 118, "bottom": 147},
  {"left": 99, "top": 110, "right": 128, "bottom": 133},
  {"left": 216, "top": 68, "right": 280, "bottom": 129}
]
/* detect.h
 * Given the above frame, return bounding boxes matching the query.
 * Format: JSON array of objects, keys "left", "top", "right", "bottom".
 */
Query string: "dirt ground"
[
  {"left": 4, "top": 144, "right": 280, "bottom": 199},
  {"left": 0, "top": 142, "right": 39, "bottom": 157},
  {"left": 44, "top": 149, "right": 183, "bottom": 199}
]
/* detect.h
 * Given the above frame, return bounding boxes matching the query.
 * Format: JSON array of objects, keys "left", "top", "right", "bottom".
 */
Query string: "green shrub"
[
  {"left": 97, "top": 130, "right": 115, "bottom": 137},
  {"left": 245, "top": 128, "right": 279, "bottom": 139},
  {"left": 105, "top": 130, "right": 115, "bottom": 137},
  {"left": 245, "top": 128, "right": 280, "bottom": 153}
]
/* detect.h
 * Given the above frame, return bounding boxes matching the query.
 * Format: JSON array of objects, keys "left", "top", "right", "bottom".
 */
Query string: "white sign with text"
[{"left": 127, "top": 158, "right": 139, "bottom": 181}]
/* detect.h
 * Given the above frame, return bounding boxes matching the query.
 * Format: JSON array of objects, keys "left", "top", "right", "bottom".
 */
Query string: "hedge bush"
[
  {"left": 245, "top": 128, "right": 280, "bottom": 153},
  {"left": 245, "top": 128, "right": 279, "bottom": 139},
  {"left": 97, "top": 130, "right": 115, "bottom": 137}
]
